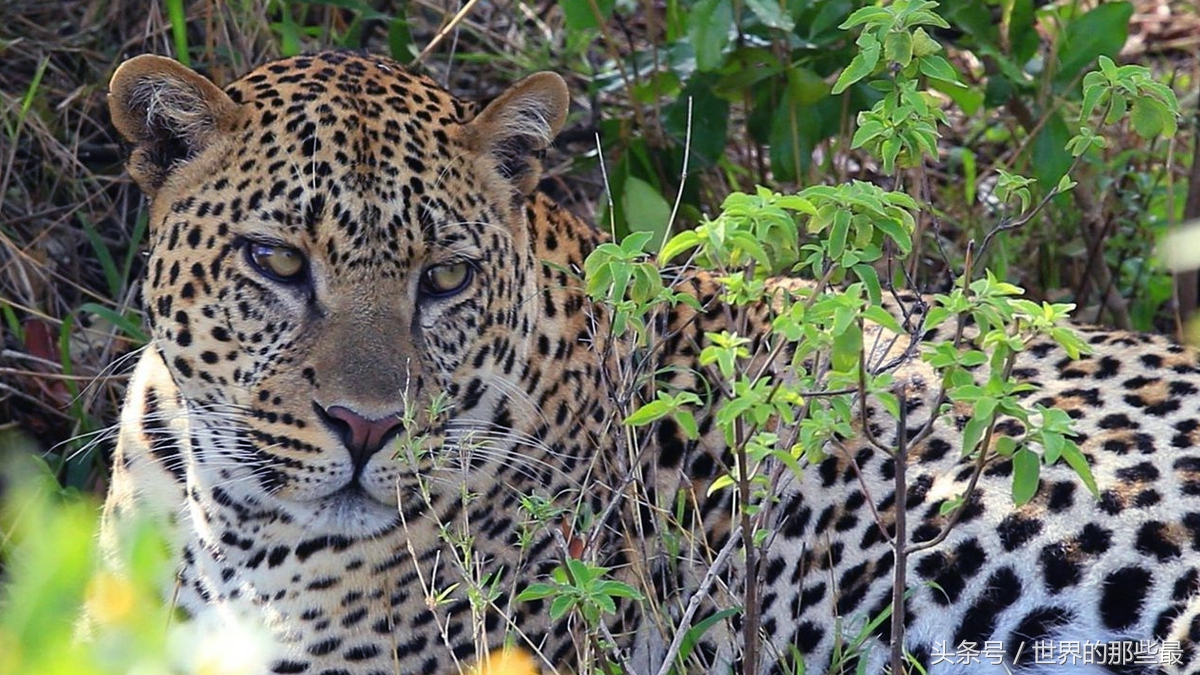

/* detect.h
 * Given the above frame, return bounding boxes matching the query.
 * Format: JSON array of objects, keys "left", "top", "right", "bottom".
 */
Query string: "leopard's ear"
[
  {"left": 108, "top": 54, "right": 238, "bottom": 195},
  {"left": 464, "top": 72, "right": 569, "bottom": 195}
]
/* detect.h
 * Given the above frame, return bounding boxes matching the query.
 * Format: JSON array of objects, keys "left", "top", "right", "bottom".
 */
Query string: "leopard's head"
[{"left": 108, "top": 51, "right": 569, "bottom": 533}]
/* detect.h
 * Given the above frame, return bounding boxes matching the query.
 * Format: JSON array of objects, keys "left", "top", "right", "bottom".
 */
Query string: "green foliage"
[
  {"left": 584, "top": 231, "right": 692, "bottom": 342},
  {"left": 659, "top": 188, "right": 810, "bottom": 274},
  {"left": 549, "top": 0, "right": 1183, "bottom": 339},
  {"left": 797, "top": 182, "right": 914, "bottom": 293},
  {"left": 1052, "top": 3, "right": 1134, "bottom": 91},
  {"left": 832, "top": 0, "right": 958, "bottom": 96},
  {"left": 624, "top": 390, "right": 703, "bottom": 440},
  {"left": 922, "top": 274, "right": 1096, "bottom": 506},
  {"left": 516, "top": 559, "right": 642, "bottom": 625},
  {"left": 0, "top": 459, "right": 179, "bottom": 675},
  {"left": 1079, "top": 56, "right": 1180, "bottom": 141}
]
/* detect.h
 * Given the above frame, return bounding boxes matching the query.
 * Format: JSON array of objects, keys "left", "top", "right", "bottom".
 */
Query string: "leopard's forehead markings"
[
  {"left": 212, "top": 52, "right": 480, "bottom": 271},
  {"left": 225, "top": 52, "right": 469, "bottom": 125}
]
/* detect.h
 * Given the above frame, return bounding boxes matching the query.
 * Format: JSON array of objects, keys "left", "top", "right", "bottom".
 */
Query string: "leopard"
[{"left": 102, "top": 49, "right": 1200, "bottom": 675}]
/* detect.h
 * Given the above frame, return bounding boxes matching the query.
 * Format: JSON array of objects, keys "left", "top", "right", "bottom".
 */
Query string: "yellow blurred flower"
[
  {"left": 470, "top": 647, "right": 540, "bottom": 675},
  {"left": 84, "top": 571, "right": 136, "bottom": 626}
]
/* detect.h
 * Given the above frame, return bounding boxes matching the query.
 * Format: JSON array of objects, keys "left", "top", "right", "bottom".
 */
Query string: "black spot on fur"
[
  {"left": 1136, "top": 521, "right": 1181, "bottom": 561},
  {"left": 997, "top": 514, "right": 1043, "bottom": 552},
  {"left": 953, "top": 566, "right": 1022, "bottom": 647},
  {"left": 1101, "top": 567, "right": 1151, "bottom": 630},
  {"left": 1007, "top": 606, "right": 1073, "bottom": 664}
]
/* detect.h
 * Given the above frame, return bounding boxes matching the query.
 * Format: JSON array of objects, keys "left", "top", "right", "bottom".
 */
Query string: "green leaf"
[
  {"left": 516, "top": 582, "right": 559, "bottom": 602},
  {"left": 1079, "top": 74, "right": 1107, "bottom": 121},
  {"left": 1042, "top": 432, "right": 1065, "bottom": 464},
  {"left": 622, "top": 176, "right": 673, "bottom": 248},
  {"left": 1056, "top": 174, "right": 1077, "bottom": 194},
  {"left": 939, "top": 494, "right": 964, "bottom": 516},
  {"left": 1049, "top": 327, "right": 1092, "bottom": 359},
  {"left": 993, "top": 435, "right": 1018, "bottom": 457},
  {"left": 918, "top": 55, "right": 962, "bottom": 87},
  {"left": 787, "top": 67, "right": 831, "bottom": 106},
  {"left": 1029, "top": 111, "right": 1073, "bottom": 189},
  {"left": 561, "top": 0, "right": 617, "bottom": 29},
  {"left": 625, "top": 399, "right": 670, "bottom": 426},
  {"left": 689, "top": 0, "right": 734, "bottom": 72},
  {"left": 828, "top": 209, "right": 850, "bottom": 260},
  {"left": 1011, "top": 448, "right": 1040, "bottom": 505},
  {"left": 593, "top": 594, "right": 616, "bottom": 616},
  {"left": 958, "top": 349, "right": 988, "bottom": 367},
  {"left": 549, "top": 595, "right": 573, "bottom": 620},
  {"left": 659, "top": 230, "right": 703, "bottom": 265},
  {"left": 853, "top": 264, "right": 881, "bottom": 306},
  {"left": 1005, "top": 0, "right": 1038, "bottom": 63},
  {"left": 1061, "top": 442, "right": 1100, "bottom": 497},
  {"left": 675, "top": 410, "right": 699, "bottom": 439},
  {"left": 961, "top": 416, "right": 988, "bottom": 456},
  {"left": 832, "top": 34, "right": 880, "bottom": 94},
  {"left": 880, "top": 136, "right": 902, "bottom": 173},
  {"left": 596, "top": 579, "right": 642, "bottom": 599},
  {"left": 677, "top": 607, "right": 742, "bottom": 664},
  {"left": 873, "top": 218, "right": 912, "bottom": 254},
  {"left": 1103, "top": 94, "right": 1128, "bottom": 125},
  {"left": 766, "top": 86, "right": 812, "bottom": 184},
  {"left": 906, "top": 6, "right": 949, "bottom": 30},
  {"left": 1053, "top": 2, "right": 1133, "bottom": 89},
  {"left": 851, "top": 119, "right": 887, "bottom": 149},
  {"left": 884, "top": 31, "right": 913, "bottom": 67},
  {"left": 831, "top": 321, "right": 862, "bottom": 373},
  {"left": 840, "top": 6, "right": 892, "bottom": 29},
  {"left": 921, "top": 306, "right": 951, "bottom": 334},
  {"left": 938, "top": 3, "right": 996, "bottom": 46},
  {"left": 876, "top": 390, "right": 901, "bottom": 419},
  {"left": 707, "top": 473, "right": 735, "bottom": 496},
  {"left": 387, "top": 19, "right": 413, "bottom": 62},
  {"left": 862, "top": 304, "right": 904, "bottom": 334},
  {"left": 275, "top": 5, "right": 301, "bottom": 56},
  {"left": 77, "top": 304, "right": 149, "bottom": 344},
  {"left": 621, "top": 230, "right": 656, "bottom": 254},
  {"left": 1130, "top": 96, "right": 1175, "bottom": 139},
  {"left": 743, "top": 0, "right": 794, "bottom": 31},
  {"left": 910, "top": 27, "right": 940, "bottom": 57}
]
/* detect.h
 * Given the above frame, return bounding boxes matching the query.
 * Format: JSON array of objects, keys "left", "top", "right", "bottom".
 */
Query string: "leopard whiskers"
[
  {"left": 476, "top": 374, "right": 548, "bottom": 426},
  {"left": 439, "top": 422, "right": 584, "bottom": 485}
]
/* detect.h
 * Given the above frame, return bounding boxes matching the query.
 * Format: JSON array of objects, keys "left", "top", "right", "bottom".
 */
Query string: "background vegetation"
[{"left": 0, "top": 0, "right": 1196, "bottom": 672}]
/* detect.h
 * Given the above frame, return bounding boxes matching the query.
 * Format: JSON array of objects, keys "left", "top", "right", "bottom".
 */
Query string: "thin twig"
[
  {"left": 596, "top": 132, "right": 617, "bottom": 238},
  {"left": 651, "top": 525, "right": 744, "bottom": 675},
  {"left": 889, "top": 382, "right": 909, "bottom": 674},
  {"left": 662, "top": 96, "right": 692, "bottom": 252},
  {"left": 414, "top": 0, "right": 483, "bottom": 65}
]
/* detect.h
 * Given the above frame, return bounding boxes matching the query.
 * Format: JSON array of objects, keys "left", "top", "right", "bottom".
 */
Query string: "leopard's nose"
[{"left": 315, "top": 404, "right": 404, "bottom": 470}]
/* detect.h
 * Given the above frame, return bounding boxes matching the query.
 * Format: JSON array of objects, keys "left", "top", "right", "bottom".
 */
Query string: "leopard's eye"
[
  {"left": 419, "top": 262, "right": 473, "bottom": 298},
  {"left": 247, "top": 241, "right": 306, "bottom": 282}
]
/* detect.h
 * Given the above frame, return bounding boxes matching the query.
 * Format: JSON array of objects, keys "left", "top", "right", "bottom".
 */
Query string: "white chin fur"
[{"left": 308, "top": 488, "right": 400, "bottom": 536}]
